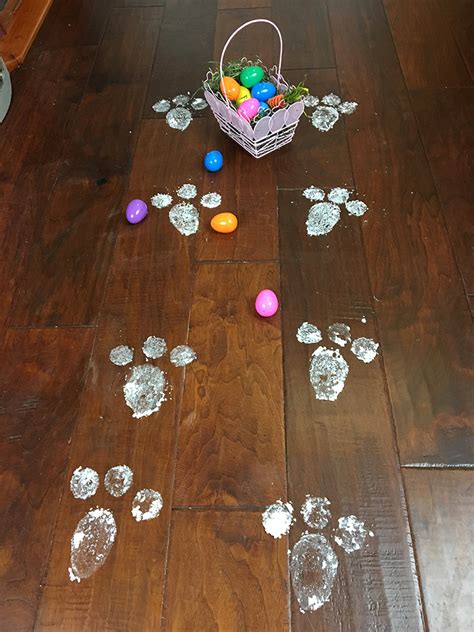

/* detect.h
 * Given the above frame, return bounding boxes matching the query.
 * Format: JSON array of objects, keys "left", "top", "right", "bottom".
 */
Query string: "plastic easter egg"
[
  {"left": 237, "top": 97, "right": 260, "bottom": 121},
  {"left": 251, "top": 81, "right": 277, "bottom": 102},
  {"left": 258, "top": 101, "right": 270, "bottom": 114},
  {"left": 204, "top": 150, "right": 223, "bottom": 172},
  {"left": 126, "top": 199, "right": 148, "bottom": 224},
  {"left": 211, "top": 212, "right": 238, "bottom": 234},
  {"left": 240, "top": 65, "right": 264, "bottom": 89},
  {"left": 255, "top": 289, "right": 279, "bottom": 318},
  {"left": 236, "top": 86, "right": 251, "bottom": 106},
  {"left": 219, "top": 76, "right": 240, "bottom": 101}
]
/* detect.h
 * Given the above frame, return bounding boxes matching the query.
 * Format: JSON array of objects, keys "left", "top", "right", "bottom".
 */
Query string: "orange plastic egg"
[
  {"left": 219, "top": 76, "right": 241, "bottom": 101},
  {"left": 210, "top": 212, "right": 238, "bottom": 234}
]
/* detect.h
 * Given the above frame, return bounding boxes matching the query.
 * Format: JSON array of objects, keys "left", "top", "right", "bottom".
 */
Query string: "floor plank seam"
[
  {"left": 276, "top": 186, "right": 293, "bottom": 631},
  {"left": 380, "top": 0, "right": 469, "bottom": 302},
  {"left": 327, "top": 11, "right": 429, "bottom": 628},
  {"left": 161, "top": 252, "right": 199, "bottom": 623},
  {"left": 195, "top": 258, "right": 279, "bottom": 265},
  {"left": 172, "top": 505, "right": 269, "bottom": 512},
  {"left": 31, "top": 333, "right": 100, "bottom": 630},
  {"left": 402, "top": 463, "right": 474, "bottom": 469}
]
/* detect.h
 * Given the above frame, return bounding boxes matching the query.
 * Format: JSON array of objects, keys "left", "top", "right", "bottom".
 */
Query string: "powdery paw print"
[
  {"left": 296, "top": 321, "right": 379, "bottom": 400},
  {"left": 302, "top": 186, "right": 369, "bottom": 236},
  {"left": 68, "top": 465, "right": 163, "bottom": 583},
  {"left": 109, "top": 336, "right": 197, "bottom": 418},
  {"left": 303, "top": 92, "right": 358, "bottom": 132},
  {"left": 262, "top": 496, "right": 374, "bottom": 613},
  {"left": 151, "top": 92, "right": 208, "bottom": 130},
  {"left": 150, "top": 185, "right": 222, "bottom": 237}
]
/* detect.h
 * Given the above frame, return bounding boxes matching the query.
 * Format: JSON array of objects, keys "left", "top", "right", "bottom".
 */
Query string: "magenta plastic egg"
[
  {"left": 126, "top": 199, "right": 148, "bottom": 224},
  {"left": 255, "top": 289, "right": 279, "bottom": 317},
  {"left": 237, "top": 97, "right": 260, "bottom": 121}
]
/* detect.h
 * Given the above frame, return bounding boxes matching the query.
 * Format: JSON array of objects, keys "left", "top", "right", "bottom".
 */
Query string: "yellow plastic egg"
[
  {"left": 210, "top": 212, "right": 238, "bottom": 234},
  {"left": 236, "top": 86, "right": 251, "bottom": 106}
]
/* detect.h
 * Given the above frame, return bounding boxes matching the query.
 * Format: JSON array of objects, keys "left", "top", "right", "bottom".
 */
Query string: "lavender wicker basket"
[{"left": 203, "top": 19, "right": 305, "bottom": 159}]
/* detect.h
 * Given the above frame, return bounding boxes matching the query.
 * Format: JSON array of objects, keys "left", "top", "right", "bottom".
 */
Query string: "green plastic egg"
[{"left": 240, "top": 65, "right": 265, "bottom": 89}]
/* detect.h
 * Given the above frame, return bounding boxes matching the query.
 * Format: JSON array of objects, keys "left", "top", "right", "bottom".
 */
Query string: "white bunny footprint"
[
  {"left": 68, "top": 465, "right": 163, "bottom": 582},
  {"left": 262, "top": 496, "right": 374, "bottom": 613},
  {"left": 109, "top": 336, "right": 197, "bottom": 419},
  {"left": 296, "top": 321, "right": 379, "bottom": 401}
]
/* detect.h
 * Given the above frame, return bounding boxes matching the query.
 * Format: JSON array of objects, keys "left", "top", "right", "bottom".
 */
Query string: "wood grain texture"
[
  {"left": 9, "top": 7, "right": 161, "bottom": 328},
  {"left": 384, "top": 0, "right": 471, "bottom": 89},
  {"left": 162, "top": 511, "right": 289, "bottom": 630},
  {"left": 276, "top": 68, "right": 354, "bottom": 190},
  {"left": 36, "top": 0, "right": 113, "bottom": 49},
  {"left": 404, "top": 470, "right": 474, "bottom": 632},
  {"left": 35, "top": 119, "right": 206, "bottom": 630},
  {"left": 329, "top": 0, "right": 474, "bottom": 465},
  {"left": 0, "top": 46, "right": 95, "bottom": 331},
  {"left": 0, "top": 328, "right": 94, "bottom": 632},
  {"left": 174, "top": 263, "right": 286, "bottom": 506},
  {"left": 143, "top": 0, "right": 217, "bottom": 118},
  {"left": 0, "top": 46, "right": 95, "bottom": 184},
  {"left": 411, "top": 86, "right": 474, "bottom": 294},
  {"left": 196, "top": 118, "right": 278, "bottom": 261},
  {"left": 273, "top": 0, "right": 335, "bottom": 69},
  {"left": 279, "top": 190, "right": 423, "bottom": 630},
  {"left": 437, "top": 0, "right": 474, "bottom": 80}
]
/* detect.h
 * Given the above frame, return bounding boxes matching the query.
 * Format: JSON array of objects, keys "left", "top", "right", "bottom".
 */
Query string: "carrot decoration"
[{"left": 268, "top": 94, "right": 286, "bottom": 109}]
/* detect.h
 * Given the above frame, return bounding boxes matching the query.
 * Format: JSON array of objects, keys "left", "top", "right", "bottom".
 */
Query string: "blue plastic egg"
[
  {"left": 258, "top": 101, "right": 270, "bottom": 114},
  {"left": 204, "top": 150, "right": 223, "bottom": 172},
  {"left": 251, "top": 82, "right": 277, "bottom": 102}
]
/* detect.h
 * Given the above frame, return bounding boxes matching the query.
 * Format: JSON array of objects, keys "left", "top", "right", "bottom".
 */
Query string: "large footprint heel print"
[
  {"left": 68, "top": 465, "right": 163, "bottom": 582},
  {"left": 262, "top": 496, "right": 374, "bottom": 613}
]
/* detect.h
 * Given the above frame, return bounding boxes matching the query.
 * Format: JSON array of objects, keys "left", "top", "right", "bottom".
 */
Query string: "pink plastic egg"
[
  {"left": 237, "top": 97, "right": 260, "bottom": 121},
  {"left": 255, "top": 289, "right": 279, "bottom": 318}
]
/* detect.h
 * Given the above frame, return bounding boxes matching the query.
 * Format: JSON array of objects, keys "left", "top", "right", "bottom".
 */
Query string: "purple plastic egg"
[
  {"left": 255, "top": 289, "right": 279, "bottom": 318},
  {"left": 126, "top": 199, "right": 148, "bottom": 224},
  {"left": 237, "top": 97, "right": 260, "bottom": 121}
]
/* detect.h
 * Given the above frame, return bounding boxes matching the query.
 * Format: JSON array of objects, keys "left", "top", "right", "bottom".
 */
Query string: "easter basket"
[{"left": 203, "top": 19, "right": 305, "bottom": 159}]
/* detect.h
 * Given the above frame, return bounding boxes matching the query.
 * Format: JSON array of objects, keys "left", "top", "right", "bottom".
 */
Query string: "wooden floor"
[{"left": 1, "top": 0, "right": 472, "bottom": 630}]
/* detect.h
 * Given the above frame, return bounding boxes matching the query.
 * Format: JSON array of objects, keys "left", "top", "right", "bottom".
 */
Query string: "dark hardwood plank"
[
  {"left": 162, "top": 511, "right": 289, "bottom": 630},
  {"left": 411, "top": 86, "right": 474, "bottom": 294},
  {"left": 0, "top": 328, "right": 94, "bottom": 631},
  {"left": 0, "top": 46, "right": 95, "bottom": 184},
  {"left": 272, "top": 0, "right": 335, "bottom": 70},
  {"left": 36, "top": 119, "right": 206, "bottom": 630},
  {"left": 0, "top": 46, "right": 95, "bottom": 332},
  {"left": 329, "top": 0, "right": 474, "bottom": 465},
  {"left": 174, "top": 263, "right": 286, "bottom": 506},
  {"left": 404, "top": 470, "right": 474, "bottom": 632},
  {"left": 143, "top": 0, "right": 217, "bottom": 118},
  {"left": 36, "top": 0, "right": 113, "bottom": 49},
  {"left": 437, "top": 0, "right": 474, "bottom": 80},
  {"left": 196, "top": 118, "right": 278, "bottom": 261},
  {"left": 276, "top": 68, "right": 354, "bottom": 190},
  {"left": 9, "top": 7, "right": 162, "bottom": 328},
  {"left": 383, "top": 0, "right": 471, "bottom": 89},
  {"left": 279, "top": 190, "right": 423, "bottom": 630},
  {"left": 214, "top": 7, "right": 273, "bottom": 64}
]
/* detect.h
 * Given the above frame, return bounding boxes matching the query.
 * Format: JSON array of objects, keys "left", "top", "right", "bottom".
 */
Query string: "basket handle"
[{"left": 219, "top": 19, "right": 283, "bottom": 106}]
